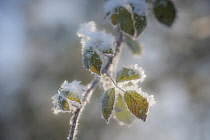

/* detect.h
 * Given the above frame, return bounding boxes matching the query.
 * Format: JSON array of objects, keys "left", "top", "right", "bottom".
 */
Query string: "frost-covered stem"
[
  {"left": 82, "top": 76, "right": 100, "bottom": 102},
  {"left": 69, "top": 108, "right": 80, "bottom": 140},
  {"left": 68, "top": 76, "right": 100, "bottom": 140},
  {"left": 101, "top": 31, "right": 123, "bottom": 74},
  {"left": 68, "top": 75, "right": 99, "bottom": 140},
  {"left": 69, "top": 31, "right": 123, "bottom": 140}
]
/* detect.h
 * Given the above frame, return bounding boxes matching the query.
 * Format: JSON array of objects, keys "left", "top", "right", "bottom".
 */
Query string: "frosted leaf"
[
  {"left": 123, "top": 86, "right": 156, "bottom": 107},
  {"left": 52, "top": 80, "right": 85, "bottom": 114},
  {"left": 77, "top": 21, "right": 115, "bottom": 52},
  {"left": 128, "top": 0, "right": 148, "bottom": 15},
  {"left": 61, "top": 80, "right": 84, "bottom": 96},
  {"left": 129, "top": 2, "right": 147, "bottom": 38},
  {"left": 83, "top": 48, "right": 102, "bottom": 75},
  {"left": 104, "top": 0, "right": 128, "bottom": 16},
  {"left": 52, "top": 92, "right": 79, "bottom": 114},
  {"left": 104, "top": 0, "right": 148, "bottom": 16},
  {"left": 85, "top": 31, "right": 115, "bottom": 52},
  {"left": 57, "top": 96, "right": 70, "bottom": 112},
  {"left": 52, "top": 94, "right": 69, "bottom": 114},
  {"left": 111, "top": 6, "right": 135, "bottom": 37},
  {"left": 116, "top": 64, "right": 146, "bottom": 83},
  {"left": 116, "top": 68, "right": 139, "bottom": 82},
  {"left": 128, "top": 64, "right": 146, "bottom": 82},
  {"left": 101, "top": 88, "right": 115, "bottom": 123},
  {"left": 104, "top": 0, "right": 148, "bottom": 38},
  {"left": 133, "top": 13, "right": 147, "bottom": 37},
  {"left": 62, "top": 91, "right": 81, "bottom": 104},
  {"left": 78, "top": 21, "right": 116, "bottom": 75},
  {"left": 124, "top": 90, "right": 155, "bottom": 121}
]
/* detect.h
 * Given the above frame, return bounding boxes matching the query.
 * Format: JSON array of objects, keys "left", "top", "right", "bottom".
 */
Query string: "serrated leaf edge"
[{"left": 124, "top": 90, "right": 149, "bottom": 122}]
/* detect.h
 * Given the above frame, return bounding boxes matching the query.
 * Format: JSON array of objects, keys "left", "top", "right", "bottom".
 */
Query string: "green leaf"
[
  {"left": 125, "top": 36, "right": 142, "bottom": 55},
  {"left": 115, "top": 94, "right": 135, "bottom": 125},
  {"left": 154, "top": 0, "right": 176, "bottom": 27},
  {"left": 134, "top": 13, "right": 147, "bottom": 37},
  {"left": 58, "top": 96, "right": 70, "bottom": 111},
  {"left": 102, "top": 88, "right": 115, "bottom": 123},
  {"left": 111, "top": 6, "right": 135, "bottom": 37},
  {"left": 129, "top": 3, "right": 147, "bottom": 38},
  {"left": 124, "top": 90, "right": 149, "bottom": 122},
  {"left": 116, "top": 68, "right": 139, "bottom": 83},
  {"left": 83, "top": 48, "right": 102, "bottom": 75},
  {"left": 62, "top": 91, "right": 81, "bottom": 104}
]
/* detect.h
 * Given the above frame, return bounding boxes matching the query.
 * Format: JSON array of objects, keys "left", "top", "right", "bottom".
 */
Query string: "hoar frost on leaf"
[
  {"left": 123, "top": 86, "right": 156, "bottom": 107},
  {"left": 77, "top": 21, "right": 115, "bottom": 52},
  {"left": 104, "top": 0, "right": 148, "bottom": 38},
  {"left": 128, "top": 64, "right": 146, "bottom": 82},
  {"left": 77, "top": 21, "right": 115, "bottom": 75},
  {"left": 104, "top": 0, "right": 128, "bottom": 15},
  {"left": 61, "top": 80, "right": 84, "bottom": 96},
  {"left": 122, "top": 87, "right": 155, "bottom": 121},
  {"left": 77, "top": 21, "right": 97, "bottom": 39},
  {"left": 114, "top": 63, "right": 155, "bottom": 122},
  {"left": 52, "top": 80, "right": 85, "bottom": 114},
  {"left": 116, "top": 64, "right": 146, "bottom": 83},
  {"left": 128, "top": 0, "right": 148, "bottom": 15},
  {"left": 104, "top": 0, "right": 148, "bottom": 16},
  {"left": 52, "top": 93, "right": 68, "bottom": 114},
  {"left": 115, "top": 63, "right": 155, "bottom": 122}
]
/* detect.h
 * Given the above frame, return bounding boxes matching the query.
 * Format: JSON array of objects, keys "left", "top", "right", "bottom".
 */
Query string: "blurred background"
[{"left": 0, "top": 0, "right": 210, "bottom": 140}]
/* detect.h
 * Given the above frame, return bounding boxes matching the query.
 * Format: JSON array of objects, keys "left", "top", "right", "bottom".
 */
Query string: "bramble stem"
[{"left": 68, "top": 31, "right": 123, "bottom": 140}]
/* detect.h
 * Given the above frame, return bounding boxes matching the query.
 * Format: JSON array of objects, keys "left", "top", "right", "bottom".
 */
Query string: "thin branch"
[
  {"left": 68, "top": 31, "right": 123, "bottom": 140},
  {"left": 105, "top": 72, "right": 125, "bottom": 92},
  {"left": 82, "top": 76, "right": 100, "bottom": 103},
  {"left": 68, "top": 76, "right": 100, "bottom": 140},
  {"left": 68, "top": 108, "right": 81, "bottom": 140}
]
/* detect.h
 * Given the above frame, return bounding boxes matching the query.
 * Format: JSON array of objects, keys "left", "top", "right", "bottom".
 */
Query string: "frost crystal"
[
  {"left": 117, "top": 64, "right": 155, "bottom": 108},
  {"left": 60, "top": 80, "right": 84, "bottom": 96},
  {"left": 52, "top": 80, "right": 85, "bottom": 114},
  {"left": 128, "top": 0, "right": 148, "bottom": 15},
  {"left": 77, "top": 21, "right": 97, "bottom": 39},
  {"left": 104, "top": 0, "right": 128, "bottom": 14},
  {"left": 124, "top": 86, "right": 156, "bottom": 107},
  {"left": 77, "top": 21, "right": 115, "bottom": 52},
  {"left": 52, "top": 91, "right": 69, "bottom": 114},
  {"left": 128, "top": 64, "right": 146, "bottom": 82}
]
